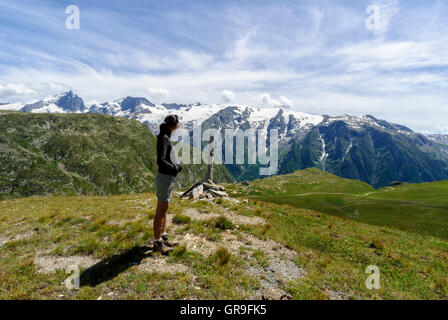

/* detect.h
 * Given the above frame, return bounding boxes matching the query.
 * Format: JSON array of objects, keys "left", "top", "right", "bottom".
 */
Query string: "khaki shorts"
[{"left": 156, "top": 172, "right": 176, "bottom": 202}]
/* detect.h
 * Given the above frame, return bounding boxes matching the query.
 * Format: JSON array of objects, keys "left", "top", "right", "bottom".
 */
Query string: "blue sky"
[{"left": 1, "top": 0, "right": 448, "bottom": 133}]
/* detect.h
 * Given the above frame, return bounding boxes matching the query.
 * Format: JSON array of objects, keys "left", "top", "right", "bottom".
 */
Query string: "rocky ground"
[{"left": 0, "top": 191, "right": 316, "bottom": 300}]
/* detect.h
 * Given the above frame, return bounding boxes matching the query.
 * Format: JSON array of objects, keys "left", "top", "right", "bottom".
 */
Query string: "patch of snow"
[
  {"left": 0, "top": 103, "right": 22, "bottom": 111},
  {"left": 30, "top": 103, "right": 66, "bottom": 114},
  {"left": 318, "top": 134, "right": 328, "bottom": 171}
]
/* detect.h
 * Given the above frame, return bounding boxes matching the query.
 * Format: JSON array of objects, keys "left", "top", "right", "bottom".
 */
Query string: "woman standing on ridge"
[{"left": 153, "top": 115, "right": 182, "bottom": 254}]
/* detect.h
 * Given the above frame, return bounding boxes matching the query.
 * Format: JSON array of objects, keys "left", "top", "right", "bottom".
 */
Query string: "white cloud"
[
  {"left": 259, "top": 93, "right": 278, "bottom": 106},
  {"left": 279, "top": 96, "right": 293, "bottom": 107},
  {"left": 221, "top": 90, "right": 235, "bottom": 102},
  {"left": 0, "top": 83, "right": 36, "bottom": 98},
  {"left": 147, "top": 87, "right": 170, "bottom": 98},
  {"left": 258, "top": 93, "right": 292, "bottom": 107}
]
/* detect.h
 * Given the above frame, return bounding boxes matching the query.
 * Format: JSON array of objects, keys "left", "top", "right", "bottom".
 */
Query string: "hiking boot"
[
  {"left": 161, "top": 234, "right": 178, "bottom": 247},
  {"left": 153, "top": 240, "right": 173, "bottom": 255}
]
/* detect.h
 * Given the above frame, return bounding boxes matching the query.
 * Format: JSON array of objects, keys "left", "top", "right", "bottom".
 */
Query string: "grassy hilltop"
[
  {"left": 1, "top": 190, "right": 447, "bottom": 299},
  {"left": 229, "top": 168, "right": 448, "bottom": 239}
]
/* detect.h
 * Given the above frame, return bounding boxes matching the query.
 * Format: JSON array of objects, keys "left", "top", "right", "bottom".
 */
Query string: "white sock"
[
  {"left": 161, "top": 232, "right": 168, "bottom": 237},
  {"left": 153, "top": 238, "right": 162, "bottom": 243}
]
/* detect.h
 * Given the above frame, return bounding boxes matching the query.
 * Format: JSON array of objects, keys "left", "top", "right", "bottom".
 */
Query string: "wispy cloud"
[{"left": 0, "top": 0, "right": 448, "bottom": 132}]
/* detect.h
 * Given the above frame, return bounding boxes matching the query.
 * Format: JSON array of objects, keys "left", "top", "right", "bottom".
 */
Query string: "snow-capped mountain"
[
  {"left": 280, "top": 114, "right": 448, "bottom": 187},
  {"left": 20, "top": 91, "right": 85, "bottom": 113},
  {"left": 89, "top": 97, "right": 227, "bottom": 133},
  {"left": 200, "top": 106, "right": 322, "bottom": 144},
  {"left": 87, "top": 94, "right": 321, "bottom": 142},
  {"left": 12, "top": 91, "right": 448, "bottom": 187}
]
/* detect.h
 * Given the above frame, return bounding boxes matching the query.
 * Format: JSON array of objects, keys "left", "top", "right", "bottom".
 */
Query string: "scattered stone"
[
  {"left": 242, "top": 199, "right": 249, "bottom": 204},
  {"left": 202, "top": 182, "right": 216, "bottom": 190},
  {"left": 262, "top": 288, "right": 291, "bottom": 300},
  {"left": 268, "top": 258, "right": 306, "bottom": 283},
  {"left": 181, "top": 180, "right": 229, "bottom": 200},
  {"left": 191, "top": 184, "right": 204, "bottom": 200},
  {"left": 331, "top": 233, "right": 342, "bottom": 239},
  {"left": 242, "top": 181, "right": 250, "bottom": 186},
  {"left": 324, "top": 288, "right": 350, "bottom": 300},
  {"left": 208, "top": 189, "right": 227, "bottom": 197}
]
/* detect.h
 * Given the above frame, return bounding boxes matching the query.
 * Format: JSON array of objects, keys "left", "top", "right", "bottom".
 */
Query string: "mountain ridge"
[{"left": 14, "top": 91, "right": 448, "bottom": 188}]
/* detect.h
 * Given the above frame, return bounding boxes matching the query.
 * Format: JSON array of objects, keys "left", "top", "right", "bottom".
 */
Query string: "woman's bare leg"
[
  {"left": 162, "top": 207, "right": 167, "bottom": 235},
  {"left": 154, "top": 201, "right": 169, "bottom": 240}
]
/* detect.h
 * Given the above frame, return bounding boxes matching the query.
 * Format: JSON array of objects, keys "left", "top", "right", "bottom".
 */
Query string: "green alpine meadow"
[{"left": 0, "top": 111, "right": 448, "bottom": 300}]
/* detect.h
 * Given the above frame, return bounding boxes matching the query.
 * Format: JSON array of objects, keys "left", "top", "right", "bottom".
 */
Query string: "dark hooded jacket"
[{"left": 156, "top": 124, "right": 182, "bottom": 177}]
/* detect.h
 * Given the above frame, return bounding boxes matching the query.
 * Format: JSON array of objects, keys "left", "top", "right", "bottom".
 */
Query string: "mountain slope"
[
  {"left": 428, "top": 134, "right": 448, "bottom": 155},
  {"left": 0, "top": 111, "right": 232, "bottom": 199},
  {"left": 280, "top": 115, "right": 448, "bottom": 188}
]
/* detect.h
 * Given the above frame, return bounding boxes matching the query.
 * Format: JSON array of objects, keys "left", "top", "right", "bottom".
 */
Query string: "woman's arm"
[{"left": 157, "top": 136, "right": 177, "bottom": 173}]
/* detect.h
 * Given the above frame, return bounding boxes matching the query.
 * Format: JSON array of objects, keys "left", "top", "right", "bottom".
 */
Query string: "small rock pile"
[{"left": 180, "top": 180, "right": 229, "bottom": 200}]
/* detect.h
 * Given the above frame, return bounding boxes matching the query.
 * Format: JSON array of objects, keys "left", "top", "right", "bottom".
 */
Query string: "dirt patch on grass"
[
  {"left": 0, "top": 229, "right": 37, "bottom": 247},
  {"left": 241, "top": 233, "right": 297, "bottom": 260},
  {"left": 181, "top": 233, "right": 221, "bottom": 256},
  {"left": 268, "top": 258, "right": 306, "bottom": 283},
  {"left": 137, "top": 256, "right": 191, "bottom": 275},
  {"left": 180, "top": 208, "right": 266, "bottom": 226},
  {"left": 180, "top": 230, "right": 298, "bottom": 262},
  {"left": 107, "top": 214, "right": 146, "bottom": 226},
  {"left": 34, "top": 255, "right": 100, "bottom": 274},
  {"left": 0, "top": 237, "right": 8, "bottom": 247},
  {"left": 181, "top": 208, "right": 220, "bottom": 221},
  {"left": 247, "top": 258, "right": 306, "bottom": 300},
  {"left": 222, "top": 210, "right": 266, "bottom": 226}
]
